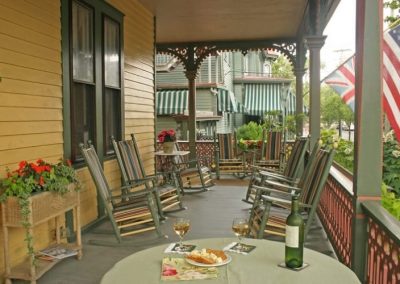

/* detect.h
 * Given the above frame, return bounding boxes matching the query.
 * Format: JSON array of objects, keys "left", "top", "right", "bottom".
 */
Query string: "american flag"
[
  {"left": 323, "top": 56, "right": 356, "bottom": 111},
  {"left": 383, "top": 24, "right": 400, "bottom": 141},
  {"left": 323, "top": 24, "right": 400, "bottom": 141}
]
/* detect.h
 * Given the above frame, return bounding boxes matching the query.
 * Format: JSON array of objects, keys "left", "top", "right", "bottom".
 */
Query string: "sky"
[{"left": 321, "top": 0, "right": 356, "bottom": 78}]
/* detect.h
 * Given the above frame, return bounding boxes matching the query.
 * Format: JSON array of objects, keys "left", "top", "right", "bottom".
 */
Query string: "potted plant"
[
  {"left": 158, "top": 129, "right": 177, "bottom": 153},
  {"left": 0, "top": 159, "right": 80, "bottom": 265}
]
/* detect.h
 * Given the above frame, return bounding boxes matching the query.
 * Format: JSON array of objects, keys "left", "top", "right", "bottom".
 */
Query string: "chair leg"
[
  {"left": 148, "top": 194, "right": 163, "bottom": 237},
  {"left": 257, "top": 201, "right": 272, "bottom": 239}
]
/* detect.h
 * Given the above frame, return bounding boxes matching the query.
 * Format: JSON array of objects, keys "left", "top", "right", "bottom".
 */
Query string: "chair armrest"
[
  {"left": 111, "top": 188, "right": 154, "bottom": 200},
  {"left": 252, "top": 184, "right": 293, "bottom": 197},
  {"left": 126, "top": 176, "right": 158, "bottom": 186},
  {"left": 262, "top": 195, "right": 310, "bottom": 209},
  {"left": 259, "top": 171, "right": 296, "bottom": 184},
  {"left": 264, "top": 180, "right": 301, "bottom": 193}
]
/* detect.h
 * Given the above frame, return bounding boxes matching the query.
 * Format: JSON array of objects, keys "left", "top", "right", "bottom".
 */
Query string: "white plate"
[{"left": 185, "top": 254, "right": 232, "bottom": 267}]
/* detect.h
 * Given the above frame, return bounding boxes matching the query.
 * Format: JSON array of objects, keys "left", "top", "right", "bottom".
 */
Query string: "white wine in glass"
[
  {"left": 173, "top": 218, "right": 190, "bottom": 251},
  {"left": 232, "top": 218, "right": 250, "bottom": 251}
]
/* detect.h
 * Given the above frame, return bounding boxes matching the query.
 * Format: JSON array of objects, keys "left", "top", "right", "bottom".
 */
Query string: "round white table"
[{"left": 101, "top": 238, "right": 360, "bottom": 284}]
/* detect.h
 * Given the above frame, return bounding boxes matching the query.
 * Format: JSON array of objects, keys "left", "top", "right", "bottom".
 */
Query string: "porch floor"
[{"left": 17, "top": 177, "right": 336, "bottom": 284}]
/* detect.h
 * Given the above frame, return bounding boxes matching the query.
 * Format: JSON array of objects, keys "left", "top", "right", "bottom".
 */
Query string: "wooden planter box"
[
  {"left": 2, "top": 185, "right": 78, "bottom": 227},
  {"left": 1, "top": 185, "right": 82, "bottom": 284}
]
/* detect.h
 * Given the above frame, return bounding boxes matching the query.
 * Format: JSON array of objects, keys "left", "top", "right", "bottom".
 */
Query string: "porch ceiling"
[{"left": 138, "top": 0, "right": 309, "bottom": 44}]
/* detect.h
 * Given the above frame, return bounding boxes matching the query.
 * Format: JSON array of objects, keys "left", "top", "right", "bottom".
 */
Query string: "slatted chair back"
[
  {"left": 218, "top": 132, "right": 238, "bottom": 160},
  {"left": 117, "top": 135, "right": 147, "bottom": 184},
  {"left": 261, "top": 130, "right": 283, "bottom": 161},
  {"left": 295, "top": 140, "right": 321, "bottom": 193},
  {"left": 80, "top": 144, "right": 115, "bottom": 208},
  {"left": 281, "top": 137, "right": 309, "bottom": 179}
]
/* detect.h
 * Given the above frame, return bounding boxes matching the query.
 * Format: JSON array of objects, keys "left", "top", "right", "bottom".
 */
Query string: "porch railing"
[{"left": 318, "top": 163, "right": 400, "bottom": 283}]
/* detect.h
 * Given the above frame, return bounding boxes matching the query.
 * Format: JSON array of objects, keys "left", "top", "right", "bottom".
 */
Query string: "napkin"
[
  {"left": 223, "top": 242, "right": 256, "bottom": 255},
  {"left": 164, "top": 243, "right": 196, "bottom": 254}
]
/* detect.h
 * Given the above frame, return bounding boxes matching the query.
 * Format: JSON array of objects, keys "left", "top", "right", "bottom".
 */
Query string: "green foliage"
[
  {"left": 321, "top": 86, "right": 354, "bottom": 129},
  {"left": 320, "top": 129, "right": 354, "bottom": 172},
  {"left": 271, "top": 55, "right": 294, "bottom": 79},
  {"left": 382, "top": 131, "right": 400, "bottom": 196},
  {"left": 384, "top": 1, "right": 400, "bottom": 24},
  {"left": 262, "top": 111, "right": 282, "bottom": 131},
  {"left": 236, "top": 122, "right": 263, "bottom": 141},
  {"left": 382, "top": 183, "right": 400, "bottom": 220}
]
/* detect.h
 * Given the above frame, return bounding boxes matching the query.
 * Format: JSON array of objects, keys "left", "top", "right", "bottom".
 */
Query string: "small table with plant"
[{"left": 0, "top": 159, "right": 82, "bottom": 284}]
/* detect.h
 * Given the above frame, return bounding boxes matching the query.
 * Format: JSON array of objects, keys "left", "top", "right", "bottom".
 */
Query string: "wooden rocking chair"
[
  {"left": 254, "top": 129, "right": 283, "bottom": 170},
  {"left": 111, "top": 134, "right": 185, "bottom": 219},
  {"left": 80, "top": 144, "right": 164, "bottom": 245},
  {"left": 214, "top": 131, "right": 248, "bottom": 179},
  {"left": 248, "top": 148, "right": 335, "bottom": 240},
  {"left": 172, "top": 143, "right": 214, "bottom": 193},
  {"left": 243, "top": 136, "right": 309, "bottom": 203}
]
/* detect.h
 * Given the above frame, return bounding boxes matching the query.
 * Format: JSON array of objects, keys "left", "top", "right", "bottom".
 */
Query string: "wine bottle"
[{"left": 285, "top": 194, "right": 304, "bottom": 268}]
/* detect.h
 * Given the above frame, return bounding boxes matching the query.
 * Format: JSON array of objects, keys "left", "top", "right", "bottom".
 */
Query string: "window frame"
[{"left": 62, "top": 0, "right": 124, "bottom": 166}]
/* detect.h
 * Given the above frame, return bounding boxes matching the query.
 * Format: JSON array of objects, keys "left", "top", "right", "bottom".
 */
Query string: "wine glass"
[
  {"left": 173, "top": 218, "right": 190, "bottom": 251},
  {"left": 232, "top": 218, "right": 250, "bottom": 252}
]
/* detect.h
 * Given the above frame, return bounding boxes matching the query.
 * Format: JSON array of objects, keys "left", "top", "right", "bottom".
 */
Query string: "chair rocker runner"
[
  {"left": 214, "top": 131, "right": 249, "bottom": 179},
  {"left": 243, "top": 137, "right": 310, "bottom": 204},
  {"left": 172, "top": 143, "right": 214, "bottom": 193},
  {"left": 112, "top": 134, "right": 185, "bottom": 218},
  {"left": 248, "top": 148, "right": 335, "bottom": 240},
  {"left": 80, "top": 144, "right": 164, "bottom": 246}
]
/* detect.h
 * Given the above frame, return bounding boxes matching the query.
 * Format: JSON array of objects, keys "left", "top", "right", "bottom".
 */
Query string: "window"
[{"left": 65, "top": 0, "right": 123, "bottom": 163}]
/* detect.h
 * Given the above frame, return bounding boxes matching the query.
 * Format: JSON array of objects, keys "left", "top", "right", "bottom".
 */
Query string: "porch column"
[
  {"left": 352, "top": 0, "right": 383, "bottom": 280},
  {"left": 185, "top": 69, "right": 197, "bottom": 160},
  {"left": 305, "top": 36, "right": 326, "bottom": 146},
  {"left": 294, "top": 67, "right": 306, "bottom": 136}
]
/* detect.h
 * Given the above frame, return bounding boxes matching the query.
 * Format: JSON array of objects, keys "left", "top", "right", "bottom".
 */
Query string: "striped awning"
[
  {"left": 156, "top": 89, "right": 188, "bottom": 115},
  {"left": 217, "top": 88, "right": 238, "bottom": 113},
  {"left": 244, "top": 83, "right": 304, "bottom": 116},
  {"left": 236, "top": 101, "right": 248, "bottom": 114}
]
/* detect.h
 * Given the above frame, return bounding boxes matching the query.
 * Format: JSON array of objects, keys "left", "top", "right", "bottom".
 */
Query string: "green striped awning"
[
  {"left": 217, "top": 88, "right": 238, "bottom": 113},
  {"left": 156, "top": 89, "right": 188, "bottom": 115},
  {"left": 236, "top": 101, "right": 248, "bottom": 114},
  {"left": 244, "top": 83, "right": 304, "bottom": 116}
]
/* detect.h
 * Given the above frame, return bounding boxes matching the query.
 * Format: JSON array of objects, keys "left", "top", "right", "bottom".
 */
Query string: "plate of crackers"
[{"left": 185, "top": 248, "right": 231, "bottom": 267}]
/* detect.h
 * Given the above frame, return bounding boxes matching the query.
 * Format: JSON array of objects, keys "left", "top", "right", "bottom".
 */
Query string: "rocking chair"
[
  {"left": 111, "top": 134, "right": 185, "bottom": 219},
  {"left": 80, "top": 144, "right": 164, "bottom": 245},
  {"left": 248, "top": 148, "right": 335, "bottom": 240},
  {"left": 214, "top": 131, "right": 248, "bottom": 179}
]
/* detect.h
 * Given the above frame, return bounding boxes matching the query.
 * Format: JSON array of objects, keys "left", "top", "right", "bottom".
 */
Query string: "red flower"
[
  {"left": 19, "top": 161, "right": 27, "bottom": 170},
  {"left": 44, "top": 165, "right": 51, "bottom": 172},
  {"left": 158, "top": 129, "right": 176, "bottom": 143},
  {"left": 66, "top": 159, "right": 72, "bottom": 167},
  {"left": 36, "top": 159, "right": 44, "bottom": 165}
]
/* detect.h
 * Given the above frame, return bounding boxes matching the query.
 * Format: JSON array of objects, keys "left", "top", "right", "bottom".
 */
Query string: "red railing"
[{"left": 318, "top": 165, "right": 354, "bottom": 267}]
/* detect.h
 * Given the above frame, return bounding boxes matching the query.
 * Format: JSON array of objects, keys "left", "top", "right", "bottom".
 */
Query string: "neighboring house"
[{"left": 156, "top": 50, "right": 300, "bottom": 136}]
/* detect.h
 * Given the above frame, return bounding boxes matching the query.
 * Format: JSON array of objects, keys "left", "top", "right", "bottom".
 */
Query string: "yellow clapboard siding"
[
  {"left": 124, "top": 72, "right": 153, "bottom": 87},
  {"left": 0, "top": 48, "right": 61, "bottom": 74},
  {"left": 24, "top": 0, "right": 60, "bottom": 14},
  {"left": 124, "top": 80, "right": 154, "bottom": 93},
  {"left": 0, "top": 78, "right": 61, "bottom": 97},
  {"left": 0, "top": 63, "right": 61, "bottom": 86},
  {"left": 0, "top": 2, "right": 60, "bottom": 38},
  {"left": 0, "top": 121, "right": 62, "bottom": 136},
  {"left": 125, "top": 66, "right": 154, "bottom": 80},
  {"left": 125, "top": 125, "right": 155, "bottom": 134},
  {"left": 125, "top": 103, "right": 154, "bottom": 112},
  {"left": 7, "top": 0, "right": 61, "bottom": 25},
  {"left": 124, "top": 96, "right": 153, "bottom": 105},
  {"left": 0, "top": 107, "right": 62, "bottom": 121},
  {"left": 0, "top": 18, "right": 60, "bottom": 51},
  {"left": 125, "top": 112, "right": 154, "bottom": 119},
  {"left": 125, "top": 58, "right": 154, "bottom": 74},
  {"left": 125, "top": 119, "right": 154, "bottom": 127},
  {"left": 125, "top": 88, "right": 153, "bottom": 99},
  {"left": 0, "top": 133, "right": 63, "bottom": 151},
  {"left": 0, "top": 93, "right": 62, "bottom": 109},
  {"left": 0, "top": 34, "right": 60, "bottom": 62},
  {"left": 0, "top": 145, "right": 63, "bottom": 169}
]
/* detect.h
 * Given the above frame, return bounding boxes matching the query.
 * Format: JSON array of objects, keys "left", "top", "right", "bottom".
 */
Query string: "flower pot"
[{"left": 163, "top": 142, "right": 175, "bottom": 154}]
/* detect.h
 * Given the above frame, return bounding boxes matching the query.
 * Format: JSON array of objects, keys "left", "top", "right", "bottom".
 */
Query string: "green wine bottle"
[{"left": 285, "top": 194, "right": 304, "bottom": 268}]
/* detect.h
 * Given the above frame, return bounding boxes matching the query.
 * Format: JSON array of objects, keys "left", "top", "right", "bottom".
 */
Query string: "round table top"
[{"left": 101, "top": 238, "right": 360, "bottom": 284}]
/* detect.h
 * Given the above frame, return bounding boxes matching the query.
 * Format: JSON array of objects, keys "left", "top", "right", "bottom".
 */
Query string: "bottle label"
[{"left": 285, "top": 225, "right": 299, "bottom": 248}]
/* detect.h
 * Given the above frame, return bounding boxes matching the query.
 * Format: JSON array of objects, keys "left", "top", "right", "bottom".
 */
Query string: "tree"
[
  {"left": 384, "top": 0, "right": 400, "bottom": 24},
  {"left": 321, "top": 86, "right": 343, "bottom": 127},
  {"left": 271, "top": 55, "right": 294, "bottom": 79}
]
